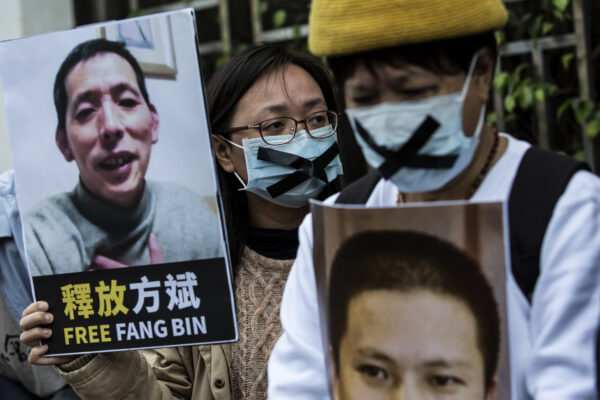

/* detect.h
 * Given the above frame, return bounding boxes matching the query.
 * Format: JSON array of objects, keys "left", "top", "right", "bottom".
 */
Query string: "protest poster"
[
  {"left": 0, "top": 9, "right": 237, "bottom": 356},
  {"left": 312, "top": 201, "right": 510, "bottom": 399}
]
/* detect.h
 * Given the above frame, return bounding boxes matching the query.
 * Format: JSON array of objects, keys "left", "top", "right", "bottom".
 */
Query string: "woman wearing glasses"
[
  {"left": 20, "top": 45, "right": 344, "bottom": 400},
  {"left": 207, "top": 45, "right": 343, "bottom": 399}
]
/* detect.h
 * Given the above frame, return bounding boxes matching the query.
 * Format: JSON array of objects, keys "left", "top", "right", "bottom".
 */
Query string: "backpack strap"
[
  {"left": 508, "top": 146, "right": 590, "bottom": 302},
  {"left": 335, "top": 170, "right": 381, "bottom": 204}
]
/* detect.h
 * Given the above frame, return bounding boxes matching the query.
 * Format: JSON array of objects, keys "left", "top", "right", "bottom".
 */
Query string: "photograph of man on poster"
[
  {"left": 328, "top": 230, "right": 500, "bottom": 400},
  {"left": 23, "top": 38, "right": 222, "bottom": 276}
]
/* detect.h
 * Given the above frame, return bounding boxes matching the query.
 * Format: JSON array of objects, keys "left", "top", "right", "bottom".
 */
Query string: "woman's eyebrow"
[
  {"left": 303, "top": 98, "right": 327, "bottom": 110},
  {"left": 257, "top": 103, "right": 289, "bottom": 115},
  {"left": 256, "top": 98, "right": 327, "bottom": 116}
]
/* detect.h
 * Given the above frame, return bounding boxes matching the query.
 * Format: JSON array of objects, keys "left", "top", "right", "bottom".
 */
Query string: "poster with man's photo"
[
  {"left": 0, "top": 10, "right": 237, "bottom": 356},
  {"left": 312, "top": 201, "right": 510, "bottom": 399}
]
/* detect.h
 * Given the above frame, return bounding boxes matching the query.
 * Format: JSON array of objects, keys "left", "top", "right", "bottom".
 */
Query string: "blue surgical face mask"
[
  {"left": 345, "top": 54, "right": 485, "bottom": 193},
  {"left": 222, "top": 125, "right": 343, "bottom": 208}
]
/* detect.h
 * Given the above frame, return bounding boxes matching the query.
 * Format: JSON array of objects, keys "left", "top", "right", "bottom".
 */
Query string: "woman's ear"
[
  {"left": 474, "top": 47, "right": 495, "bottom": 103},
  {"left": 211, "top": 134, "right": 237, "bottom": 173}
]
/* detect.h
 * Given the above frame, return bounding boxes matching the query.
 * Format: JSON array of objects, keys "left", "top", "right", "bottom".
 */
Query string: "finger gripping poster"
[
  {"left": 312, "top": 201, "right": 511, "bottom": 400},
  {"left": 0, "top": 10, "right": 237, "bottom": 356}
]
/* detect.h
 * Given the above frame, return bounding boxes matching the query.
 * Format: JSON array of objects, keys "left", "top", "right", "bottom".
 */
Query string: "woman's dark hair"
[
  {"left": 206, "top": 45, "right": 341, "bottom": 264},
  {"left": 54, "top": 39, "right": 150, "bottom": 131},
  {"left": 328, "top": 31, "right": 498, "bottom": 93},
  {"left": 328, "top": 230, "right": 501, "bottom": 390}
]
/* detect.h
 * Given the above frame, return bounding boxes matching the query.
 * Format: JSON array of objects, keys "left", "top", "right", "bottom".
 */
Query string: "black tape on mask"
[
  {"left": 257, "top": 142, "right": 339, "bottom": 198},
  {"left": 354, "top": 117, "right": 458, "bottom": 179}
]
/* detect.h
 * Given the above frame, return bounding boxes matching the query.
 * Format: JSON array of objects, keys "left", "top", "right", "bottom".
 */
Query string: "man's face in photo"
[
  {"left": 333, "top": 289, "right": 495, "bottom": 400},
  {"left": 56, "top": 52, "right": 159, "bottom": 208}
]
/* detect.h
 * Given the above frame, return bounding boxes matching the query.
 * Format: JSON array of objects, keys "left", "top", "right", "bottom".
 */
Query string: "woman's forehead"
[
  {"left": 242, "top": 65, "right": 324, "bottom": 107},
  {"left": 230, "top": 64, "right": 326, "bottom": 123}
]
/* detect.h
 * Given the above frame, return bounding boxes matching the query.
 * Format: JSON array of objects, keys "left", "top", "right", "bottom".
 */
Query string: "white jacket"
[{"left": 268, "top": 134, "right": 600, "bottom": 399}]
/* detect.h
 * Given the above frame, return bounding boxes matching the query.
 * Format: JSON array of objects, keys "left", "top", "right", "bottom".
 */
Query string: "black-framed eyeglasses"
[{"left": 221, "top": 110, "right": 341, "bottom": 146}]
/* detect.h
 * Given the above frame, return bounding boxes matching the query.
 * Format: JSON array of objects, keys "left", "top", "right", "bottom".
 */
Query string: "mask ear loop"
[
  {"left": 219, "top": 135, "right": 244, "bottom": 150},
  {"left": 218, "top": 135, "right": 248, "bottom": 191},
  {"left": 460, "top": 53, "right": 480, "bottom": 101},
  {"left": 233, "top": 172, "right": 248, "bottom": 191},
  {"left": 472, "top": 102, "right": 487, "bottom": 139},
  {"left": 460, "top": 53, "right": 487, "bottom": 139}
]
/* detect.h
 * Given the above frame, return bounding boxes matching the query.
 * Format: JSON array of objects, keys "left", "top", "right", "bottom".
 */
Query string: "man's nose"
[
  {"left": 98, "top": 101, "right": 124, "bottom": 143},
  {"left": 393, "top": 378, "right": 428, "bottom": 400}
]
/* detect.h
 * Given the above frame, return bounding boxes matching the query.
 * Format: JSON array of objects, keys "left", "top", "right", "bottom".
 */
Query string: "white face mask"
[
  {"left": 222, "top": 126, "right": 343, "bottom": 208},
  {"left": 345, "top": 54, "right": 486, "bottom": 193}
]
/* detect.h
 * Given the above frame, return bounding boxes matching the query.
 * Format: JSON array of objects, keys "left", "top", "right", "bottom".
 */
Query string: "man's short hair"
[
  {"left": 328, "top": 230, "right": 500, "bottom": 389},
  {"left": 53, "top": 39, "right": 151, "bottom": 130}
]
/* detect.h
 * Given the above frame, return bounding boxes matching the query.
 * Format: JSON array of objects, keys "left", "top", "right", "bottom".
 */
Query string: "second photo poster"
[{"left": 312, "top": 201, "right": 510, "bottom": 400}]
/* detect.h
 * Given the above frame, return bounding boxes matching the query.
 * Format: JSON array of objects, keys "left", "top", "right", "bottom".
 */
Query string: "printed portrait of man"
[
  {"left": 328, "top": 230, "right": 500, "bottom": 400},
  {"left": 23, "top": 38, "right": 222, "bottom": 276}
]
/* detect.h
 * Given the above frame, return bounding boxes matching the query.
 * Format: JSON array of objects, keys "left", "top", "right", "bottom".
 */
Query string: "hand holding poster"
[
  {"left": 312, "top": 201, "right": 510, "bottom": 399},
  {"left": 0, "top": 10, "right": 237, "bottom": 356}
]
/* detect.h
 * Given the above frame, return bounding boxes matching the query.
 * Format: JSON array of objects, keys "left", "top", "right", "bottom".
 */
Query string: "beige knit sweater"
[{"left": 230, "top": 246, "right": 294, "bottom": 400}]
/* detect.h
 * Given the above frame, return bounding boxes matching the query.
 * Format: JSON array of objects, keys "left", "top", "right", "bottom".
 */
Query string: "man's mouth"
[{"left": 99, "top": 153, "right": 136, "bottom": 170}]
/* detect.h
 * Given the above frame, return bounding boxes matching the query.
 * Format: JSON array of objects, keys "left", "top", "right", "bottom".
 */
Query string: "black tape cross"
[
  {"left": 257, "top": 142, "right": 339, "bottom": 198},
  {"left": 354, "top": 117, "right": 458, "bottom": 179}
]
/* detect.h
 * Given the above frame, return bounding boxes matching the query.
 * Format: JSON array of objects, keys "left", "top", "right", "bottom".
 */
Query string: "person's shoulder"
[
  {"left": 25, "top": 191, "right": 74, "bottom": 222},
  {"left": 318, "top": 174, "right": 394, "bottom": 207},
  {"left": 562, "top": 169, "right": 600, "bottom": 201},
  {"left": 0, "top": 171, "right": 17, "bottom": 228},
  {"left": 502, "top": 133, "right": 597, "bottom": 193},
  {"left": 0, "top": 170, "right": 16, "bottom": 198},
  {"left": 148, "top": 180, "right": 203, "bottom": 203},
  {"left": 148, "top": 180, "right": 202, "bottom": 200},
  {"left": 499, "top": 133, "right": 531, "bottom": 161},
  {"left": 148, "top": 180, "right": 217, "bottom": 216}
]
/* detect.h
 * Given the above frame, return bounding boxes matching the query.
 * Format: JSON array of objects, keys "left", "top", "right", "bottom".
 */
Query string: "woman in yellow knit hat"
[{"left": 269, "top": 0, "right": 600, "bottom": 399}]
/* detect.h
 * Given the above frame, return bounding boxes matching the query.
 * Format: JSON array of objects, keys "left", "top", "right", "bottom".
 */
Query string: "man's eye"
[
  {"left": 75, "top": 108, "right": 95, "bottom": 121},
  {"left": 428, "top": 375, "right": 465, "bottom": 387},
  {"left": 119, "top": 98, "right": 139, "bottom": 108},
  {"left": 357, "top": 364, "right": 389, "bottom": 380}
]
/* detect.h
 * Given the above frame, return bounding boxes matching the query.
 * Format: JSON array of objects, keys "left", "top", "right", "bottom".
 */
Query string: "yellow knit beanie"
[{"left": 309, "top": 0, "right": 508, "bottom": 56}]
